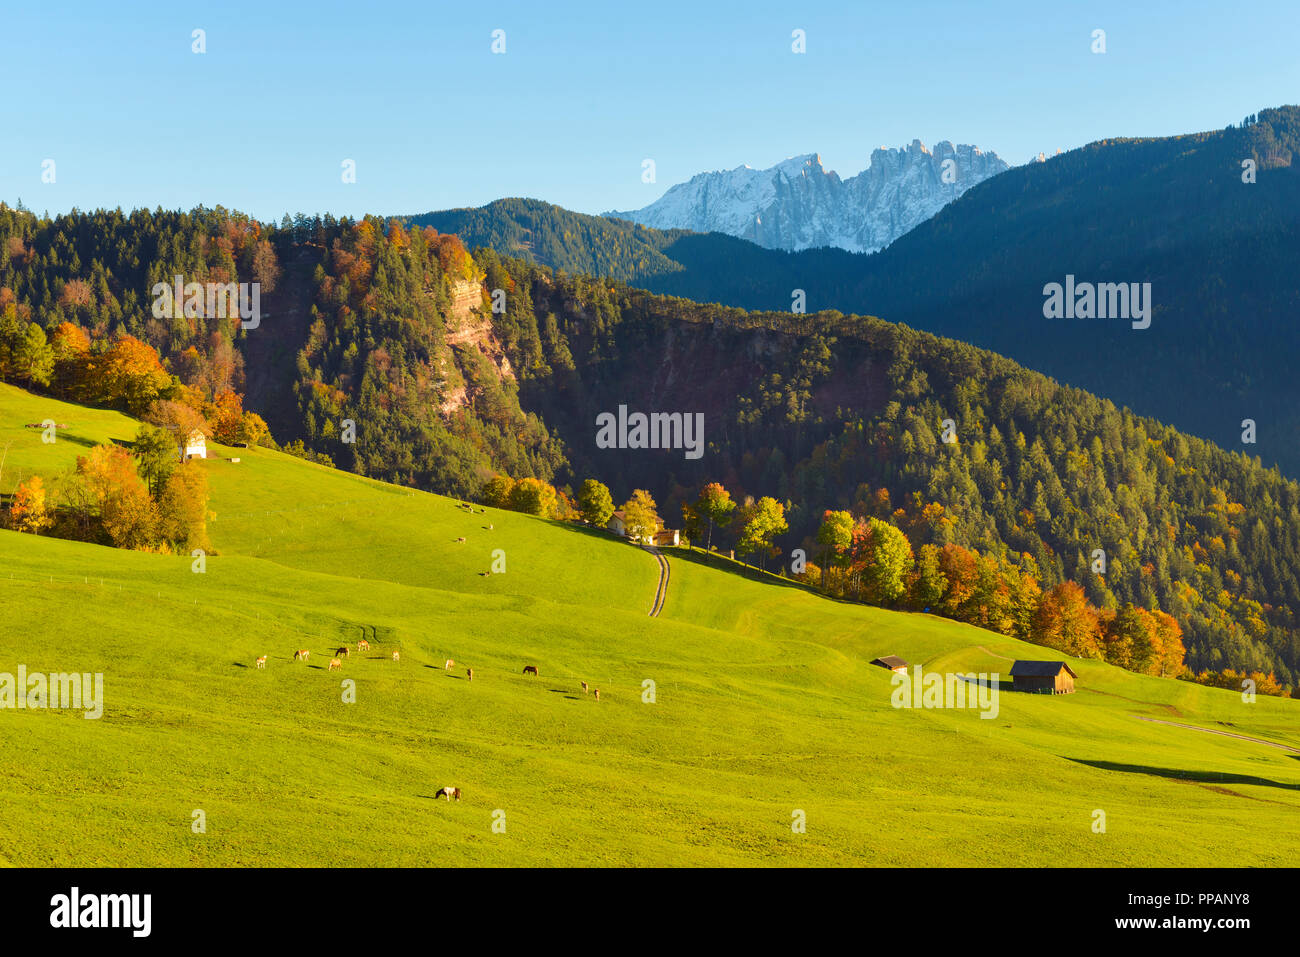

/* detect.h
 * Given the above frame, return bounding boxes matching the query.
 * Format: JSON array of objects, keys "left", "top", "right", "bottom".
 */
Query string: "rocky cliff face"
[
  {"left": 447, "top": 277, "right": 485, "bottom": 324},
  {"left": 438, "top": 277, "right": 515, "bottom": 417},
  {"left": 608, "top": 141, "right": 1008, "bottom": 253}
]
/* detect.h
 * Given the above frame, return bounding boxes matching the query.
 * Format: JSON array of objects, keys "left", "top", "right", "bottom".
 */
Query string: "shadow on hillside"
[
  {"left": 672, "top": 547, "right": 883, "bottom": 607},
  {"left": 559, "top": 522, "right": 628, "bottom": 544},
  {"left": 553, "top": 522, "right": 882, "bottom": 607},
  {"left": 1065, "top": 758, "right": 1300, "bottom": 792},
  {"left": 661, "top": 546, "right": 818, "bottom": 593},
  {"left": 952, "top": 673, "right": 1013, "bottom": 692}
]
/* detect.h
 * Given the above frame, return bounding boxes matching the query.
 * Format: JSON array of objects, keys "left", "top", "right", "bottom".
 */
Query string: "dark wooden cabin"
[
  {"left": 870, "top": 655, "right": 909, "bottom": 674},
  {"left": 1009, "top": 660, "right": 1077, "bottom": 694}
]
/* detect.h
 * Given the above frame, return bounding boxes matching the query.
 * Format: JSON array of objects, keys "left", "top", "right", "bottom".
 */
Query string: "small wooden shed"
[
  {"left": 870, "top": 655, "right": 909, "bottom": 674},
  {"left": 1010, "top": 660, "right": 1077, "bottom": 694}
]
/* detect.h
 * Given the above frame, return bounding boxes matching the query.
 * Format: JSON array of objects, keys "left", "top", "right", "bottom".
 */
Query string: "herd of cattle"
[
  {"left": 258, "top": 643, "right": 601, "bottom": 701},
  {"left": 252, "top": 642, "right": 604, "bottom": 802}
]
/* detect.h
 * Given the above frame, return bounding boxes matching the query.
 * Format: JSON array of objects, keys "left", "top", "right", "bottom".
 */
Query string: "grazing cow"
[
  {"left": 328, "top": 658, "right": 342, "bottom": 672},
  {"left": 255, "top": 656, "right": 267, "bottom": 669},
  {"left": 466, "top": 668, "right": 473, "bottom": 682},
  {"left": 593, "top": 689, "right": 600, "bottom": 701},
  {"left": 335, "top": 646, "right": 350, "bottom": 658},
  {"left": 581, "top": 681, "right": 588, "bottom": 694},
  {"left": 456, "top": 537, "right": 466, "bottom": 543},
  {"left": 445, "top": 659, "right": 455, "bottom": 671},
  {"left": 293, "top": 649, "right": 310, "bottom": 662},
  {"left": 392, "top": 651, "right": 400, "bottom": 662},
  {"left": 358, "top": 639, "right": 370, "bottom": 652},
  {"left": 434, "top": 786, "right": 461, "bottom": 802},
  {"left": 522, "top": 665, "right": 538, "bottom": 677}
]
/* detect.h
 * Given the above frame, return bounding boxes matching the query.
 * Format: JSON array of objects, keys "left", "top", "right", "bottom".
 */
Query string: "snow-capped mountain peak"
[{"left": 607, "top": 140, "right": 1009, "bottom": 253}]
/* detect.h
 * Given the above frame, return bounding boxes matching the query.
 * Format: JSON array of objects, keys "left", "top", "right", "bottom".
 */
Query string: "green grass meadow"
[{"left": 1, "top": 383, "right": 1297, "bottom": 866}]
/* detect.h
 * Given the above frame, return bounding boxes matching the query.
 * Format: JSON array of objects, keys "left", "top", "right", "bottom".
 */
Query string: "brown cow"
[
  {"left": 434, "top": 786, "right": 461, "bottom": 802},
  {"left": 392, "top": 651, "right": 400, "bottom": 662},
  {"left": 293, "top": 649, "right": 310, "bottom": 662},
  {"left": 466, "top": 668, "right": 473, "bottom": 682},
  {"left": 255, "top": 656, "right": 267, "bottom": 670},
  {"left": 335, "top": 646, "right": 350, "bottom": 658},
  {"left": 328, "top": 658, "right": 342, "bottom": 672},
  {"left": 581, "top": 681, "right": 588, "bottom": 694},
  {"left": 522, "top": 665, "right": 539, "bottom": 677},
  {"left": 445, "top": 659, "right": 455, "bottom": 671},
  {"left": 358, "top": 639, "right": 370, "bottom": 652},
  {"left": 593, "top": 689, "right": 600, "bottom": 701}
]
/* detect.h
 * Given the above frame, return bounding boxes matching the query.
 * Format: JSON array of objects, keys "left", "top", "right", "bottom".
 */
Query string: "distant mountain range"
[
  {"left": 604, "top": 141, "right": 1009, "bottom": 253},
  {"left": 402, "top": 105, "right": 1300, "bottom": 476}
]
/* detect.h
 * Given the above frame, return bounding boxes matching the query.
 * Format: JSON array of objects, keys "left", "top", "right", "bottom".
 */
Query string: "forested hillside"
[
  {"left": 2, "top": 203, "right": 1298, "bottom": 686},
  {"left": 403, "top": 199, "right": 688, "bottom": 283},
  {"left": 0, "top": 204, "right": 280, "bottom": 401},
  {"left": 467, "top": 255, "right": 1300, "bottom": 685},
  {"left": 289, "top": 217, "right": 566, "bottom": 492},
  {"left": 402, "top": 107, "right": 1300, "bottom": 476}
]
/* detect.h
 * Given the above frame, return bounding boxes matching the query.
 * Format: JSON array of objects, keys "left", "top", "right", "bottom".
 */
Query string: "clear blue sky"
[{"left": 3, "top": 0, "right": 1296, "bottom": 222}]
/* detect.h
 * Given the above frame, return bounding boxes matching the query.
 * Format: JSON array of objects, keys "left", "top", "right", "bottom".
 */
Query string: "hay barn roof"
[
  {"left": 871, "top": 655, "right": 909, "bottom": 670},
  {"left": 1009, "top": 660, "right": 1078, "bottom": 678}
]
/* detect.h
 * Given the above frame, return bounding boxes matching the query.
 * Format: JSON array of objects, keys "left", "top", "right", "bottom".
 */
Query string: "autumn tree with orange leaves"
[
  {"left": 77, "top": 444, "right": 158, "bottom": 549},
  {"left": 1034, "top": 580, "right": 1104, "bottom": 659},
  {"left": 94, "top": 336, "right": 175, "bottom": 415},
  {"left": 9, "top": 475, "right": 52, "bottom": 534}
]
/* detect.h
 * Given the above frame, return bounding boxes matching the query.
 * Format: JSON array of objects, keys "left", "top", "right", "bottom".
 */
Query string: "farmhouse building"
[
  {"left": 1009, "top": 660, "right": 1077, "bottom": 694},
  {"left": 606, "top": 510, "right": 679, "bottom": 546},
  {"left": 180, "top": 428, "right": 207, "bottom": 461},
  {"left": 870, "top": 655, "right": 909, "bottom": 674}
]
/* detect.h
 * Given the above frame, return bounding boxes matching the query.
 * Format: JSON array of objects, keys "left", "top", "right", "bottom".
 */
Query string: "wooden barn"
[
  {"left": 1010, "top": 660, "right": 1077, "bottom": 694},
  {"left": 870, "top": 655, "right": 909, "bottom": 674}
]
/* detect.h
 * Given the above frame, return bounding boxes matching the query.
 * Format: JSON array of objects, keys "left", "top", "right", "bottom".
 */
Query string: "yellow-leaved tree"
[{"left": 10, "top": 474, "right": 52, "bottom": 534}]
